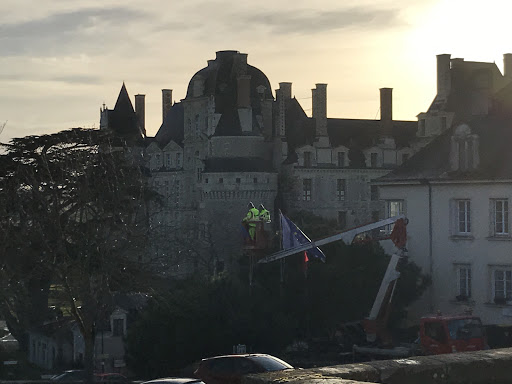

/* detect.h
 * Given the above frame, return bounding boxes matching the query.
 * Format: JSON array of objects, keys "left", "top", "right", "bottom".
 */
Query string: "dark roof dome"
[{"left": 185, "top": 50, "right": 273, "bottom": 111}]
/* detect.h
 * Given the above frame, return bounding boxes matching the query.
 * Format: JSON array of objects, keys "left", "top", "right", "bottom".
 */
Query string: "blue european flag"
[{"left": 280, "top": 211, "right": 326, "bottom": 262}]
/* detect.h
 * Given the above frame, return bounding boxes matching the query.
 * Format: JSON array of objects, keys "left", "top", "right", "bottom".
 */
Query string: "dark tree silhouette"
[{"left": 0, "top": 128, "right": 156, "bottom": 382}]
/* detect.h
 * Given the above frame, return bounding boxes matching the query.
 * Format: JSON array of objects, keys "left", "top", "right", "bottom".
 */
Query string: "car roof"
[
  {"left": 141, "top": 378, "right": 203, "bottom": 384},
  {"left": 421, "top": 315, "right": 481, "bottom": 321},
  {"left": 201, "top": 353, "right": 273, "bottom": 361}
]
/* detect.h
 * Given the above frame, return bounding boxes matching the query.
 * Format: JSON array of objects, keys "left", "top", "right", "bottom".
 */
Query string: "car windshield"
[
  {"left": 247, "top": 356, "right": 293, "bottom": 371},
  {"left": 447, "top": 318, "right": 484, "bottom": 340}
]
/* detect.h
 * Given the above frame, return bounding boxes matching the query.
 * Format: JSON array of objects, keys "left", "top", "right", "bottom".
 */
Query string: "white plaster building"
[{"left": 376, "top": 54, "right": 512, "bottom": 325}]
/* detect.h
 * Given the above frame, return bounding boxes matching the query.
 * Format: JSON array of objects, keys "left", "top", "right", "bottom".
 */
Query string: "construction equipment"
[{"left": 258, "top": 215, "right": 488, "bottom": 358}]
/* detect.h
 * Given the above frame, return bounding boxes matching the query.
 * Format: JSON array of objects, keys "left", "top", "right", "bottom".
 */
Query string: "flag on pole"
[{"left": 280, "top": 211, "right": 326, "bottom": 262}]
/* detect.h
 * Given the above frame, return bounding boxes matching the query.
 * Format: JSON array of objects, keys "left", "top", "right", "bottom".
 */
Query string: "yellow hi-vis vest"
[{"left": 245, "top": 207, "right": 260, "bottom": 224}]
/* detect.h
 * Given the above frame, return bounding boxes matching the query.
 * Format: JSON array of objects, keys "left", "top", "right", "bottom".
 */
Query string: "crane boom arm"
[{"left": 258, "top": 214, "right": 405, "bottom": 264}]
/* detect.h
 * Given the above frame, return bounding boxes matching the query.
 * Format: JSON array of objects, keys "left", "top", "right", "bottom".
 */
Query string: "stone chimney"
[
  {"left": 312, "top": 83, "right": 327, "bottom": 136},
  {"left": 437, "top": 54, "right": 451, "bottom": 98},
  {"left": 276, "top": 83, "right": 292, "bottom": 137},
  {"left": 504, "top": 53, "right": 512, "bottom": 78},
  {"left": 134, "top": 94, "right": 146, "bottom": 136},
  {"left": 162, "top": 89, "right": 172, "bottom": 123},
  {"left": 279, "top": 82, "right": 292, "bottom": 100},
  {"left": 237, "top": 53, "right": 248, "bottom": 75},
  {"left": 380, "top": 88, "right": 392, "bottom": 135},
  {"left": 380, "top": 88, "right": 392, "bottom": 121},
  {"left": 237, "top": 75, "right": 251, "bottom": 108}
]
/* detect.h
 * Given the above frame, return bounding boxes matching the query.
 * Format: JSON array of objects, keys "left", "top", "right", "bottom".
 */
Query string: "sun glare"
[{"left": 410, "top": 0, "right": 512, "bottom": 73}]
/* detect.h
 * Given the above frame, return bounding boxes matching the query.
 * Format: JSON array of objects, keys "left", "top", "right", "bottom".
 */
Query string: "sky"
[{"left": 1, "top": 0, "right": 512, "bottom": 142}]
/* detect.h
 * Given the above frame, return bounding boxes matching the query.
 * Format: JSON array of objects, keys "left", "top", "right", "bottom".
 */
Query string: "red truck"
[{"left": 420, "top": 314, "right": 488, "bottom": 355}]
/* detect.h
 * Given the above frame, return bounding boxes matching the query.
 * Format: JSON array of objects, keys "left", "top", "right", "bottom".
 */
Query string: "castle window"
[
  {"left": 253, "top": 178, "right": 258, "bottom": 184},
  {"left": 219, "top": 178, "right": 223, "bottom": 184},
  {"left": 304, "top": 151, "right": 312, "bottom": 167},
  {"left": 197, "top": 168, "right": 201, "bottom": 182},
  {"left": 337, "top": 152, "right": 345, "bottom": 167},
  {"left": 205, "top": 178, "right": 208, "bottom": 184},
  {"left": 336, "top": 179, "right": 346, "bottom": 201},
  {"left": 370, "top": 153, "right": 378, "bottom": 168},
  {"left": 176, "top": 153, "right": 182, "bottom": 168},
  {"left": 303, "top": 179, "right": 312, "bottom": 201},
  {"left": 236, "top": 178, "right": 241, "bottom": 184},
  {"left": 402, "top": 153, "right": 409, "bottom": 164},
  {"left": 166, "top": 153, "right": 171, "bottom": 168}
]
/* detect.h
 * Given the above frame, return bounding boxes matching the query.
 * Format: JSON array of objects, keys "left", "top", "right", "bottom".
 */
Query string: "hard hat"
[{"left": 248, "top": 202, "right": 255, "bottom": 209}]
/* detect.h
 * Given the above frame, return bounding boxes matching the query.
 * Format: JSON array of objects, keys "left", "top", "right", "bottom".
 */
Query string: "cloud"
[
  {"left": 229, "top": 7, "right": 403, "bottom": 35},
  {"left": 0, "top": 7, "right": 148, "bottom": 57},
  {"left": 0, "top": 73, "right": 102, "bottom": 84}
]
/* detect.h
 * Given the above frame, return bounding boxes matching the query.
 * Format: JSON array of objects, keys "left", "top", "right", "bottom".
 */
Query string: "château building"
[{"left": 100, "top": 50, "right": 420, "bottom": 275}]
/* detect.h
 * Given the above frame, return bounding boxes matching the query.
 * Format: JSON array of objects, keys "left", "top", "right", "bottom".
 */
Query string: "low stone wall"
[{"left": 243, "top": 348, "right": 512, "bottom": 384}]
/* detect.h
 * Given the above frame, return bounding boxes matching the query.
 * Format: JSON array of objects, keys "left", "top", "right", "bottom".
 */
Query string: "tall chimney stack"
[
  {"left": 379, "top": 88, "right": 392, "bottom": 135},
  {"left": 380, "top": 88, "right": 392, "bottom": 121},
  {"left": 162, "top": 89, "right": 173, "bottom": 123},
  {"left": 312, "top": 83, "right": 327, "bottom": 136},
  {"left": 504, "top": 53, "right": 512, "bottom": 78},
  {"left": 437, "top": 54, "right": 451, "bottom": 98},
  {"left": 276, "top": 83, "right": 292, "bottom": 137},
  {"left": 134, "top": 94, "right": 146, "bottom": 137}
]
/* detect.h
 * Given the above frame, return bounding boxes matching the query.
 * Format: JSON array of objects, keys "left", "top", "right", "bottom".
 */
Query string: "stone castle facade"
[{"left": 100, "top": 50, "right": 434, "bottom": 275}]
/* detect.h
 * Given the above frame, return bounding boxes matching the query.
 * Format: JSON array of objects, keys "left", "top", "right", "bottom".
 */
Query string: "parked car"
[
  {"left": 51, "top": 370, "right": 126, "bottom": 383},
  {"left": 194, "top": 353, "right": 293, "bottom": 384},
  {"left": 141, "top": 378, "right": 205, "bottom": 384},
  {"left": 51, "top": 370, "right": 86, "bottom": 381},
  {"left": 94, "top": 373, "right": 127, "bottom": 383}
]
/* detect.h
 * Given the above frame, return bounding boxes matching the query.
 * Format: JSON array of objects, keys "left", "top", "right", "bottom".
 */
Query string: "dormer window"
[
  {"left": 450, "top": 124, "right": 479, "bottom": 171},
  {"left": 304, "top": 152, "right": 312, "bottom": 167}
]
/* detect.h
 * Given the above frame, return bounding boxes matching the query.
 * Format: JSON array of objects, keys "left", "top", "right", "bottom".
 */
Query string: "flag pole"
[{"left": 278, "top": 210, "right": 285, "bottom": 296}]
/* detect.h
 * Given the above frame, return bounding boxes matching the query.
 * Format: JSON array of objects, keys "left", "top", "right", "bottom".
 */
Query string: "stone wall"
[{"left": 243, "top": 348, "right": 512, "bottom": 384}]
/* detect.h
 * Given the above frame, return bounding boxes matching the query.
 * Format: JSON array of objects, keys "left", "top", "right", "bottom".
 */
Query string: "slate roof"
[
  {"left": 327, "top": 118, "right": 416, "bottom": 149},
  {"left": 427, "top": 60, "right": 509, "bottom": 116},
  {"left": 280, "top": 97, "right": 416, "bottom": 152},
  {"left": 377, "top": 115, "right": 512, "bottom": 183},
  {"left": 185, "top": 51, "right": 273, "bottom": 104},
  {"left": 108, "top": 83, "right": 144, "bottom": 141},
  {"left": 154, "top": 102, "right": 185, "bottom": 147},
  {"left": 214, "top": 107, "right": 242, "bottom": 136},
  {"left": 203, "top": 157, "right": 275, "bottom": 172}
]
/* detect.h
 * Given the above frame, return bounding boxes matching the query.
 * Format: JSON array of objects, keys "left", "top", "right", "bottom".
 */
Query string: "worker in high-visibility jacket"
[
  {"left": 259, "top": 204, "right": 271, "bottom": 223},
  {"left": 242, "top": 202, "right": 260, "bottom": 240}
]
